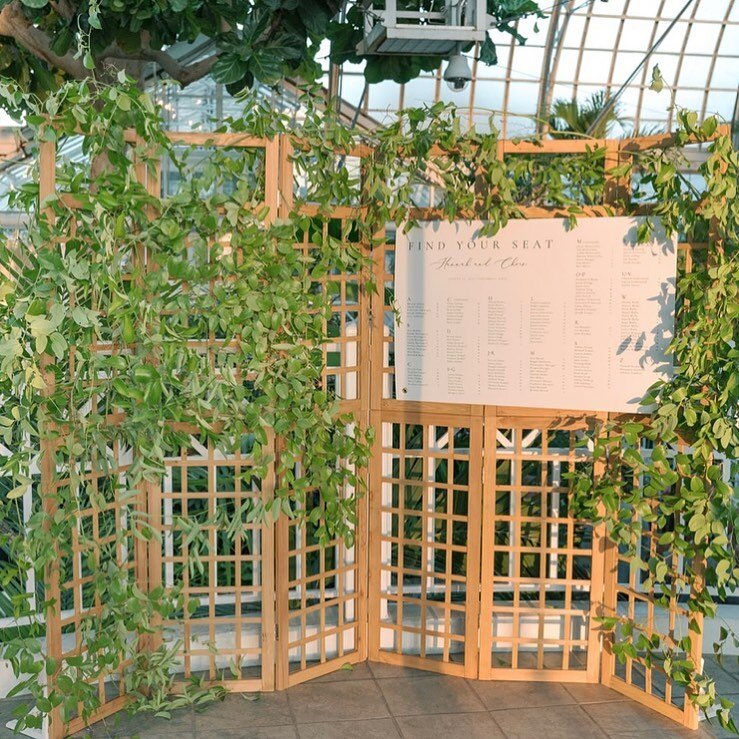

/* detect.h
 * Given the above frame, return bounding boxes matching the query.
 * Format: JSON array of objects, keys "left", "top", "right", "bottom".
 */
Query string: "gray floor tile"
[
  {"left": 702, "top": 717, "right": 739, "bottom": 739},
  {"left": 493, "top": 704, "right": 607, "bottom": 739},
  {"left": 562, "top": 682, "right": 628, "bottom": 704},
  {"left": 288, "top": 679, "right": 390, "bottom": 723},
  {"left": 584, "top": 700, "right": 700, "bottom": 738},
  {"left": 0, "top": 697, "right": 27, "bottom": 723},
  {"left": 704, "top": 655, "right": 739, "bottom": 678},
  {"left": 469, "top": 679, "right": 576, "bottom": 710},
  {"left": 3, "top": 654, "right": 737, "bottom": 739},
  {"left": 297, "top": 717, "right": 401, "bottom": 738},
  {"left": 396, "top": 712, "right": 507, "bottom": 739},
  {"left": 698, "top": 706, "right": 739, "bottom": 738},
  {"left": 0, "top": 717, "right": 34, "bottom": 738},
  {"left": 193, "top": 692, "right": 293, "bottom": 731},
  {"left": 0, "top": 699, "right": 32, "bottom": 739},
  {"left": 76, "top": 733, "right": 168, "bottom": 739},
  {"left": 310, "top": 662, "right": 375, "bottom": 683},
  {"left": 77, "top": 707, "right": 195, "bottom": 737},
  {"left": 368, "top": 661, "right": 437, "bottom": 680},
  {"left": 378, "top": 675, "right": 485, "bottom": 716},
  {"left": 196, "top": 728, "right": 298, "bottom": 739}
]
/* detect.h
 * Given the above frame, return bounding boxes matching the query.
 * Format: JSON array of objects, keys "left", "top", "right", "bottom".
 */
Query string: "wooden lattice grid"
[
  {"left": 290, "top": 206, "right": 366, "bottom": 408},
  {"left": 276, "top": 473, "right": 364, "bottom": 686},
  {"left": 36, "top": 138, "right": 149, "bottom": 736},
  {"left": 158, "top": 434, "right": 275, "bottom": 690},
  {"left": 479, "top": 411, "right": 605, "bottom": 682},
  {"left": 368, "top": 410, "right": 483, "bottom": 678},
  {"left": 148, "top": 132, "right": 279, "bottom": 694},
  {"left": 56, "top": 442, "right": 138, "bottom": 732},
  {"left": 274, "top": 148, "right": 371, "bottom": 685},
  {"left": 600, "top": 439, "right": 706, "bottom": 729},
  {"left": 32, "top": 128, "right": 731, "bottom": 737}
]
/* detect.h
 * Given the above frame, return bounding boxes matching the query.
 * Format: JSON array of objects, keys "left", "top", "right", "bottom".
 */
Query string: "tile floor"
[{"left": 0, "top": 657, "right": 736, "bottom": 738}]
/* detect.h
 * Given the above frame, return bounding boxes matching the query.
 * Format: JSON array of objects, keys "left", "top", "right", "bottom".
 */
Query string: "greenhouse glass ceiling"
[{"left": 330, "top": 0, "right": 738, "bottom": 137}]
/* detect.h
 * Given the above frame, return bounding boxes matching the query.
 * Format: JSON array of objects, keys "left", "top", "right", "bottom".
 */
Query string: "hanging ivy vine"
[
  {"left": 0, "top": 79, "right": 375, "bottom": 732},
  {"left": 0, "top": 79, "right": 736, "bottom": 735},
  {"left": 568, "top": 114, "right": 739, "bottom": 731}
]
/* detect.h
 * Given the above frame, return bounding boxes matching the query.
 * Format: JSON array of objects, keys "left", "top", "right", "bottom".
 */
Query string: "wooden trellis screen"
[{"left": 37, "top": 127, "right": 727, "bottom": 737}]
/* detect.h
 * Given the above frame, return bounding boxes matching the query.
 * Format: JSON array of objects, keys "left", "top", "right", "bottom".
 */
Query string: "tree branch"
[
  {"left": 48, "top": 0, "right": 76, "bottom": 23},
  {"left": 0, "top": 1, "right": 86, "bottom": 79},
  {"left": 140, "top": 48, "right": 220, "bottom": 87},
  {"left": 98, "top": 42, "right": 220, "bottom": 87}
]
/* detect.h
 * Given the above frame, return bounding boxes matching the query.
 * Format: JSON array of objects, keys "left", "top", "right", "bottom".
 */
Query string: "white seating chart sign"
[{"left": 393, "top": 217, "right": 676, "bottom": 413}]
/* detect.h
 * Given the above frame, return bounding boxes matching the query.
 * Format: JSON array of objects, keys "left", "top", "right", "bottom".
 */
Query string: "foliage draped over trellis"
[
  {"left": 0, "top": 78, "right": 736, "bottom": 734},
  {"left": 569, "top": 115, "right": 739, "bottom": 729}
]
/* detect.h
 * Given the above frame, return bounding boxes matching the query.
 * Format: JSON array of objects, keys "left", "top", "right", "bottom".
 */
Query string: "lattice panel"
[
  {"left": 601, "top": 442, "right": 703, "bottom": 728},
  {"left": 479, "top": 418, "right": 603, "bottom": 681},
  {"left": 272, "top": 194, "right": 370, "bottom": 685},
  {"left": 291, "top": 207, "right": 368, "bottom": 411},
  {"left": 36, "top": 138, "right": 145, "bottom": 734},
  {"left": 369, "top": 413, "right": 482, "bottom": 677},
  {"left": 56, "top": 442, "right": 139, "bottom": 733},
  {"left": 160, "top": 436, "right": 274, "bottom": 689},
  {"left": 149, "top": 133, "right": 278, "bottom": 692},
  {"left": 32, "top": 128, "right": 721, "bottom": 739},
  {"left": 374, "top": 230, "right": 398, "bottom": 401},
  {"left": 276, "top": 479, "right": 364, "bottom": 687}
]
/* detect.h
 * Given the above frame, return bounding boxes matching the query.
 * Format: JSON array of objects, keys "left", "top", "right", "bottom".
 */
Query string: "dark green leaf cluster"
[{"left": 0, "top": 0, "right": 554, "bottom": 110}]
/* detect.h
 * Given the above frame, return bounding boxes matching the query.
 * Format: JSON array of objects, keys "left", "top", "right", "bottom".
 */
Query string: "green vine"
[
  {"left": 0, "top": 82, "right": 736, "bottom": 734},
  {"left": 0, "top": 79, "right": 373, "bottom": 732},
  {"left": 569, "top": 112, "right": 739, "bottom": 731}
]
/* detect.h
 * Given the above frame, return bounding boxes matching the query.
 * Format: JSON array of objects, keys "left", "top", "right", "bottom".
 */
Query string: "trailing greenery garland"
[
  {"left": 0, "top": 79, "right": 736, "bottom": 734},
  {"left": 0, "top": 79, "right": 375, "bottom": 731},
  {"left": 569, "top": 116, "right": 739, "bottom": 730}
]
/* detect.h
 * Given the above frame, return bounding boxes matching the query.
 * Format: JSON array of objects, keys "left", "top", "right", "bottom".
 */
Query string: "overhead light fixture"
[{"left": 444, "top": 53, "right": 472, "bottom": 92}]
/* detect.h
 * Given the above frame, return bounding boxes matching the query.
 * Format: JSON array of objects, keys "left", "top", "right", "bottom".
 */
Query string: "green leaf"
[
  {"left": 716, "top": 559, "right": 730, "bottom": 582},
  {"left": 7, "top": 483, "right": 29, "bottom": 500},
  {"left": 89, "top": 9, "right": 102, "bottom": 29},
  {"left": 20, "top": 0, "right": 48, "bottom": 7},
  {"left": 50, "top": 27, "right": 74, "bottom": 57},
  {"left": 249, "top": 49, "right": 285, "bottom": 86},
  {"left": 649, "top": 64, "right": 665, "bottom": 93},
  {"left": 655, "top": 560, "right": 668, "bottom": 581},
  {"left": 479, "top": 35, "right": 498, "bottom": 66},
  {"left": 211, "top": 53, "right": 250, "bottom": 86},
  {"left": 49, "top": 332, "right": 67, "bottom": 360}
]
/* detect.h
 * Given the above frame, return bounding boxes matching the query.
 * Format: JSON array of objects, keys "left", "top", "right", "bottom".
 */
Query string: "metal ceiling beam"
[
  {"left": 535, "top": 1, "right": 564, "bottom": 133},
  {"left": 587, "top": 0, "right": 696, "bottom": 136},
  {"left": 668, "top": 0, "right": 702, "bottom": 131},
  {"left": 701, "top": 0, "right": 736, "bottom": 125}
]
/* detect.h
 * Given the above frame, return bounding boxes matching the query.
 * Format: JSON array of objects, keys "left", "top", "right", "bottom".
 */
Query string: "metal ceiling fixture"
[
  {"left": 356, "top": 0, "right": 487, "bottom": 57},
  {"left": 443, "top": 47, "right": 473, "bottom": 91}
]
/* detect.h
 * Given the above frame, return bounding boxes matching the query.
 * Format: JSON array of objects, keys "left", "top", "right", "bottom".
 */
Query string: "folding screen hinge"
[{"left": 275, "top": 624, "right": 279, "bottom": 642}]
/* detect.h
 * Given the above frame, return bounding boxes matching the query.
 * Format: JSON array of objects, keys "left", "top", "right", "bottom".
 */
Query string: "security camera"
[{"left": 444, "top": 53, "right": 472, "bottom": 92}]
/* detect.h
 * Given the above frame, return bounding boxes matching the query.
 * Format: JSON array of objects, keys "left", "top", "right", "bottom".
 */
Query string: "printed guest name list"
[{"left": 393, "top": 217, "right": 676, "bottom": 413}]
